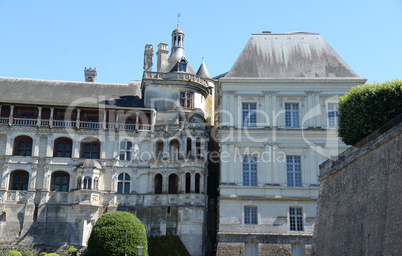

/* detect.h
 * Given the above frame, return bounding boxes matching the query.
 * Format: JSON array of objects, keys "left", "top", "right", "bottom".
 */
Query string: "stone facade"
[
  {"left": 216, "top": 32, "right": 366, "bottom": 256},
  {"left": 313, "top": 116, "right": 402, "bottom": 255},
  {"left": 0, "top": 25, "right": 216, "bottom": 256}
]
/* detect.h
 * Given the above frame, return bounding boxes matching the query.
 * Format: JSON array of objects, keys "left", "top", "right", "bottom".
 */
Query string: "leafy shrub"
[
  {"left": 87, "top": 211, "right": 148, "bottom": 256},
  {"left": 338, "top": 79, "right": 402, "bottom": 145},
  {"left": 22, "top": 252, "right": 33, "bottom": 256},
  {"left": 5, "top": 251, "right": 22, "bottom": 256},
  {"left": 38, "top": 253, "right": 47, "bottom": 256},
  {"left": 67, "top": 247, "right": 77, "bottom": 256},
  {"left": 148, "top": 233, "right": 190, "bottom": 256},
  {"left": 45, "top": 254, "right": 59, "bottom": 256}
]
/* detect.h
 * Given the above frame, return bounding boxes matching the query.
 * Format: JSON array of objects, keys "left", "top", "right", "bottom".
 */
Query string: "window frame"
[
  {"left": 244, "top": 206, "right": 258, "bottom": 224},
  {"left": 289, "top": 207, "right": 304, "bottom": 231},
  {"left": 285, "top": 103, "right": 300, "bottom": 128},
  {"left": 53, "top": 137, "right": 73, "bottom": 158},
  {"left": 81, "top": 140, "right": 100, "bottom": 159},
  {"left": 242, "top": 103, "right": 257, "bottom": 127},
  {"left": 51, "top": 171, "right": 70, "bottom": 192},
  {"left": 117, "top": 173, "right": 130, "bottom": 194},
  {"left": 13, "top": 136, "right": 33, "bottom": 156},
  {"left": 327, "top": 103, "right": 339, "bottom": 128},
  {"left": 10, "top": 170, "right": 29, "bottom": 191},
  {"left": 243, "top": 155, "right": 258, "bottom": 186},
  {"left": 168, "top": 174, "right": 178, "bottom": 194},
  {"left": 286, "top": 156, "right": 302, "bottom": 187},
  {"left": 154, "top": 173, "right": 163, "bottom": 194},
  {"left": 180, "top": 91, "right": 194, "bottom": 109},
  {"left": 119, "top": 140, "right": 132, "bottom": 161}
]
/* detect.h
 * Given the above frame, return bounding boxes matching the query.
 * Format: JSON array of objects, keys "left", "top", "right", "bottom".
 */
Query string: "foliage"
[
  {"left": 45, "top": 254, "right": 59, "bottom": 256},
  {"left": 148, "top": 233, "right": 190, "bottom": 256},
  {"left": 5, "top": 251, "right": 22, "bottom": 256},
  {"left": 22, "top": 252, "right": 33, "bottom": 256},
  {"left": 338, "top": 79, "right": 402, "bottom": 145},
  {"left": 87, "top": 211, "right": 148, "bottom": 256},
  {"left": 38, "top": 253, "right": 47, "bottom": 256},
  {"left": 67, "top": 247, "right": 77, "bottom": 256}
]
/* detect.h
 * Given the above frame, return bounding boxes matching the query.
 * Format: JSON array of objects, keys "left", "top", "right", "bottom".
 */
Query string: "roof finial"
[{"left": 177, "top": 12, "right": 181, "bottom": 27}]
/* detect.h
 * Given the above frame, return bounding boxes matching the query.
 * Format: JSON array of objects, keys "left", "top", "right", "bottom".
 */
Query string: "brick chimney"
[{"left": 84, "top": 67, "right": 97, "bottom": 82}]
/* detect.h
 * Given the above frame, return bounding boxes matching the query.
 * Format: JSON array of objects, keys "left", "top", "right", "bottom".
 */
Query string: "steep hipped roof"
[
  {"left": 0, "top": 77, "right": 144, "bottom": 108},
  {"left": 162, "top": 48, "right": 196, "bottom": 74},
  {"left": 196, "top": 59, "right": 212, "bottom": 79},
  {"left": 225, "top": 32, "right": 362, "bottom": 79}
]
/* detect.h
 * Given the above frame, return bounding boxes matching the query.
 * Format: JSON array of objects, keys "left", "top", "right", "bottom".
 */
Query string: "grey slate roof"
[
  {"left": 196, "top": 60, "right": 212, "bottom": 79},
  {"left": 225, "top": 32, "right": 362, "bottom": 78},
  {"left": 0, "top": 77, "right": 144, "bottom": 109},
  {"left": 162, "top": 48, "right": 196, "bottom": 75}
]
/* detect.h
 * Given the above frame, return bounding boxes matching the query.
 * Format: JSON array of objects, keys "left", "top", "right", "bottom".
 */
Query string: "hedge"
[
  {"left": 38, "top": 253, "right": 47, "bottom": 256},
  {"left": 87, "top": 211, "right": 148, "bottom": 256},
  {"left": 22, "top": 252, "right": 33, "bottom": 256},
  {"left": 338, "top": 79, "right": 402, "bottom": 145},
  {"left": 5, "top": 252, "right": 21, "bottom": 256},
  {"left": 67, "top": 247, "right": 77, "bottom": 256},
  {"left": 148, "top": 233, "right": 190, "bottom": 256}
]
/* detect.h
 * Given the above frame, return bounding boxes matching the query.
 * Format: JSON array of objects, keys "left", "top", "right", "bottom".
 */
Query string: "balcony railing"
[
  {"left": 80, "top": 121, "right": 102, "bottom": 129},
  {"left": 0, "top": 117, "right": 8, "bottom": 124},
  {"left": 13, "top": 118, "right": 37, "bottom": 126},
  {"left": 52, "top": 120, "right": 75, "bottom": 128}
]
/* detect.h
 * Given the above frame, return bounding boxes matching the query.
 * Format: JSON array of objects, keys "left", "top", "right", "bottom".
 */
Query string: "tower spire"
[{"left": 177, "top": 12, "right": 181, "bottom": 27}]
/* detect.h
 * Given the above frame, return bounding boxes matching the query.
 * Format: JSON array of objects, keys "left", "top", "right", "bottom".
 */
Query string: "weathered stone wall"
[{"left": 313, "top": 121, "right": 402, "bottom": 255}]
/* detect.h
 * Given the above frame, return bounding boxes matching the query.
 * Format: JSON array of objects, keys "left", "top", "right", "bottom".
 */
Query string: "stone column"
[
  {"left": 103, "top": 111, "right": 107, "bottom": 130},
  {"left": 37, "top": 107, "right": 42, "bottom": 127},
  {"left": 135, "top": 114, "right": 140, "bottom": 131},
  {"left": 9, "top": 105, "right": 14, "bottom": 125},
  {"left": 115, "top": 111, "right": 120, "bottom": 131},
  {"left": 49, "top": 107, "right": 54, "bottom": 127},
  {"left": 190, "top": 170, "right": 195, "bottom": 193},
  {"left": 76, "top": 109, "right": 81, "bottom": 129}
]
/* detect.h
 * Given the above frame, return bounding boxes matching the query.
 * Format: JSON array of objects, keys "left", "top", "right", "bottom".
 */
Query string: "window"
[
  {"left": 54, "top": 138, "right": 72, "bottom": 158},
  {"left": 51, "top": 171, "right": 69, "bottom": 192},
  {"left": 10, "top": 170, "right": 29, "bottom": 191},
  {"left": 81, "top": 140, "right": 100, "bottom": 159},
  {"left": 285, "top": 103, "right": 299, "bottom": 127},
  {"left": 178, "top": 58, "right": 187, "bottom": 72},
  {"left": 168, "top": 174, "right": 178, "bottom": 194},
  {"left": 245, "top": 243, "right": 259, "bottom": 256},
  {"left": 119, "top": 140, "right": 132, "bottom": 160},
  {"left": 287, "top": 156, "right": 302, "bottom": 187},
  {"left": 154, "top": 174, "right": 163, "bottom": 194},
  {"left": 155, "top": 141, "right": 164, "bottom": 160},
  {"left": 14, "top": 136, "right": 33, "bottom": 156},
  {"left": 195, "top": 173, "right": 200, "bottom": 193},
  {"left": 196, "top": 138, "right": 202, "bottom": 159},
  {"left": 243, "top": 156, "right": 257, "bottom": 186},
  {"left": 117, "top": 173, "right": 130, "bottom": 194},
  {"left": 180, "top": 91, "right": 193, "bottom": 108},
  {"left": 290, "top": 207, "right": 303, "bottom": 231},
  {"left": 244, "top": 206, "right": 257, "bottom": 224},
  {"left": 77, "top": 176, "right": 92, "bottom": 190},
  {"left": 242, "top": 103, "right": 257, "bottom": 127},
  {"left": 169, "top": 139, "right": 180, "bottom": 161},
  {"left": 328, "top": 103, "right": 339, "bottom": 128},
  {"left": 185, "top": 173, "right": 191, "bottom": 193},
  {"left": 186, "top": 138, "right": 192, "bottom": 159}
]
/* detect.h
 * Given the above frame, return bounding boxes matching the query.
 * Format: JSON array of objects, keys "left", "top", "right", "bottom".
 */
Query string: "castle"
[{"left": 0, "top": 25, "right": 365, "bottom": 256}]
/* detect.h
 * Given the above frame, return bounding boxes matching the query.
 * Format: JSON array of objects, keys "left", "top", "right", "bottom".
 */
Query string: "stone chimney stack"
[
  {"left": 156, "top": 43, "right": 169, "bottom": 72},
  {"left": 144, "top": 44, "right": 154, "bottom": 72},
  {"left": 84, "top": 67, "right": 97, "bottom": 82}
]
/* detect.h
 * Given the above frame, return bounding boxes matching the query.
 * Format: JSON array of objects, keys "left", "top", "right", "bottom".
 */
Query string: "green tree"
[
  {"left": 338, "top": 79, "right": 402, "bottom": 145},
  {"left": 5, "top": 252, "right": 22, "bottom": 256},
  {"left": 87, "top": 211, "right": 148, "bottom": 256}
]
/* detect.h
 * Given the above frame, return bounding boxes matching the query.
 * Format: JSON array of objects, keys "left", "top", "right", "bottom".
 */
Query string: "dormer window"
[
  {"left": 180, "top": 91, "right": 193, "bottom": 109},
  {"left": 177, "top": 58, "right": 187, "bottom": 72}
]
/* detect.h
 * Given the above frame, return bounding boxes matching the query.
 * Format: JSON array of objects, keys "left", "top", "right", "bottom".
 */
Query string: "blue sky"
[{"left": 0, "top": 0, "right": 400, "bottom": 84}]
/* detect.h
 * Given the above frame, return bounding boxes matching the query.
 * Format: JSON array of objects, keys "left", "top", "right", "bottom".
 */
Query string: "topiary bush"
[
  {"left": 148, "top": 233, "right": 190, "bottom": 256},
  {"left": 22, "top": 252, "right": 33, "bottom": 256},
  {"left": 87, "top": 211, "right": 148, "bottom": 256},
  {"left": 38, "top": 252, "right": 47, "bottom": 256},
  {"left": 67, "top": 247, "right": 77, "bottom": 256},
  {"left": 45, "top": 254, "right": 59, "bottom": 256},
  {"left": 5, "top": 252, "right": 22, "bottom": 256},
  {"left": 338, "top": 79, "right": 402, "bottom": 145}
]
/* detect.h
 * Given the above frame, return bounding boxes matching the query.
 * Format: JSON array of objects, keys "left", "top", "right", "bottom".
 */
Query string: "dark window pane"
[
  {"left": 25, "top": 150, "right": 31, "bottom": 156},
  {"left": 125, "top": 174, "right": 130, "bottom": 181},
  {"left": 84, "top": 152, "right": 90, "bottom": 159},
  {"left": 65, "top": 143, "right": 72, "bottom": 150},
  {"left": 26, "top": 142, "right": 32, "bottom": 148},
  {"left": 17, "top": 150, "right": 24, "bottom": 156},
  {"left": 118, "top": 174, "right": 124, "bottom": 180},
  {"left": 117, "top": 182, "right": 123, "bottom": 193},
  {"left": 14, "top": 184, "right": 20, "bottom": 190},
  {"left": 65, "top": 152, "right": 71, "bottom": 158},
  {"left": 61, "top": 185, "right": 68, "bottom": 191},
  {"left": 85, "top": 144, "right": 90, "bottom": 151},
  {"left": 22, "top": 184, "right": 28, "bottom": 190},
  {"left": 14, "top": 174, "right": 21, "bottom": 182},
  {"left": 54, "top": 185, "right": 60, "bottom": 191},
  {"left": 92, "top": 144, "right": 98, "bottom": 151},
  {"left": 127, "top": 142, "right": 132, "bottom": 150},
  {"left": 124, "top": 183, "right": 130, "bottom": 194},
  {"left": 18, "top": 141, "right": 25, "bottom": 148},
  {"left": 62, "top": 176, "right": 69, "bottom": 183},
  {"left": 22, "top": 175, "right": 29, "bottom": 182},
  {"left": 55, "top": 176, "right": 61, "bottom": 183},
  {"left": 57, "top": 151, "right": 63, "bottom": 157},
  {"left": 126, "top": 153, "right": 131, "bottom": 161},
  {"left": 119, "top": 153, "right": 125, "bottom": 160},
  {"left": 91, "top": 153, "right": 98, "bottom": 159},
  {"left": 57, "top": 143, "right": 64, "bottom": 150}
]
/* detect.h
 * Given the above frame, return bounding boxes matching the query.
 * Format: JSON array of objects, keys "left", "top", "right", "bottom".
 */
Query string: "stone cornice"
[
  {"left": 220, "top": 77, "right": 367, "bottom": 84},
  {"left": 219, "top": 196, "right": 317, "bottom": 202}
]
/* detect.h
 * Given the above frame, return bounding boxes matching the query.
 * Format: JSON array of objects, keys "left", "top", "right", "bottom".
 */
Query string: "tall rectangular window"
[
  {"left": 243, "top": 156, "right": 257, "bottom": 186},
  {"left": 244, "top": 206, "right": 257, "bottom": 224},
  {"left": 180, "top": 91, "right": 193, "bottom": 108},
  {"left": 328, "top": 103, "right": 339, "bottom": 128},
  {"left": 289, "top": 207, "right": 303, "bottom": 231},
  {"left": 287, "top": 156, "right": 302, "bottom": 187},
  {"left": 242, "top": 103, "right": 257, "bottom": 127},
  {"left": 285, "top": 103, "right": 299, "bottom": 127}
]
